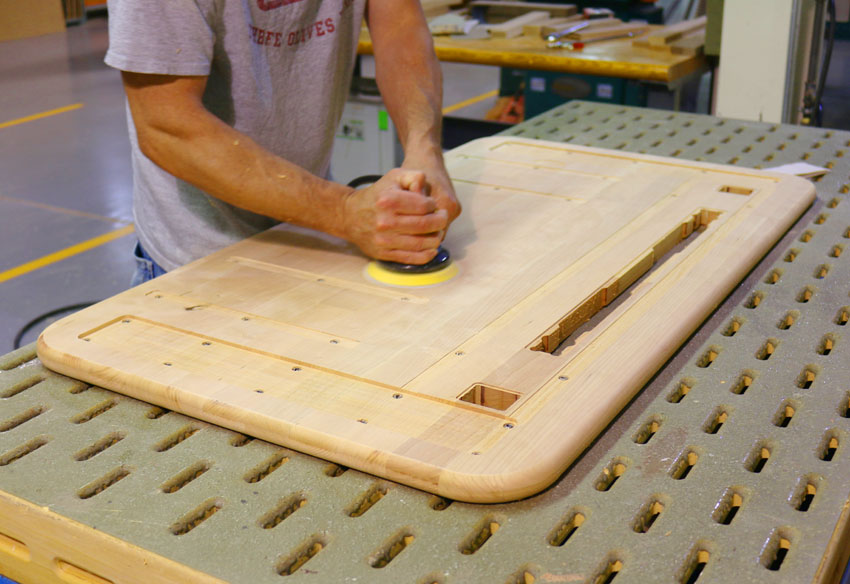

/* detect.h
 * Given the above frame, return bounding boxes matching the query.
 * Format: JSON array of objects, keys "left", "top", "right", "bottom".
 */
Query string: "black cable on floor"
[{"left": 12, "top": 302, "right": 96, "bottom": 350}]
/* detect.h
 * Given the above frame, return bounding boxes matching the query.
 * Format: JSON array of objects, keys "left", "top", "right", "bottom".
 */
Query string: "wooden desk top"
[{"left": 358, "top": 26, "right": 708, "bottom": 84}]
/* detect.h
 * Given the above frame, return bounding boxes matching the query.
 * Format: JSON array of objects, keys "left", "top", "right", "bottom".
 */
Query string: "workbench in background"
[
  {"left": 1, "top": 102, "right": 850, "bottom": 583},
  {"left": 359, "top": 21, "right": 709, "bottom": 115}
]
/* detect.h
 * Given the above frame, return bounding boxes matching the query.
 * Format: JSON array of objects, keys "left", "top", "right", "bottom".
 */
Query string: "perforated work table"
[{"left": 1, "top": 101, "right": 849, "bottom": 584}]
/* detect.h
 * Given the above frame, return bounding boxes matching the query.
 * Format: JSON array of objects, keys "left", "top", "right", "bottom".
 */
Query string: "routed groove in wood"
[
  {"left": 0, "top": 531, "right": 30, "bottom": 561},
  {"left": 55, "top": 560, "right": 112, "bottom": 584},
  {"left": 530, "top": 210, "right": 721, "bottom": 354}
]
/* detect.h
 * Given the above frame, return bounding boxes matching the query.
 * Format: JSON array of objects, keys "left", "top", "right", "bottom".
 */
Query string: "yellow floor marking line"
[
  {"left": 0, "top": 103, "right": 84, "bottom": 130},
  {"left": 442, "top": 89, "right": 499, "bottom": 115},
  {"left": 0, "top": 195, "right": 128, "bottom": 224},
  {"left": 0, "top": 224, "right": 135, "bottom": 285}
]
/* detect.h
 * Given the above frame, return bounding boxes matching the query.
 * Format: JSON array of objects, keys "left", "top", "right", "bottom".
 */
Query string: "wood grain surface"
[{"left": 38, "top": 137, "right": 815, "bottom": 502}]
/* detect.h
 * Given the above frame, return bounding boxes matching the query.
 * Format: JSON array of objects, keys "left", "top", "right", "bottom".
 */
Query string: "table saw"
[{"left": 1, "top": 101, "right": 849, "bottom": 583}]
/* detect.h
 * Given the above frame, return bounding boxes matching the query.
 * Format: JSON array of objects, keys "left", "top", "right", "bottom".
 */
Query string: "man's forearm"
[
  {"left": 123, "top": 73, "right": 353, "bottom": 239},
  {"left": 367, "top": 0, "right": 444, "bottom": 159}
]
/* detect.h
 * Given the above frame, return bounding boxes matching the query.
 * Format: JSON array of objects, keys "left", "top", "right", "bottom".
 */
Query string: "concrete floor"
[{"left": 0, "top": 12, "right": 848, "bottom": 354}]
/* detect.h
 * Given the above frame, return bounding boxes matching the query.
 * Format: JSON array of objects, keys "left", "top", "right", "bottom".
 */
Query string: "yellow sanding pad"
[{"left": 365, "top": 260, "right": 459, "bottom": 287}]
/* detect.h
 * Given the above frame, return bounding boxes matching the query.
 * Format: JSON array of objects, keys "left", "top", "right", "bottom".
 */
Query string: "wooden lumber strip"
[
  {"left": 567, "top": 21, "right": 649, "bottom": 41},
  {"left": 488, "top": 10, "right": 551, "bottom": 38},
  {"left": 670, "top": 30, "right": 706, "bottom": 55},
  {"left": 633, "top": 16, "right": 707, "bottom": 53},
  {"left": 523, "top": 16, "right": 575, "bottom": 37},
  {"left": 539, "top": 16, "right": 623, "bottom": 38},
  {"left": 648, "top": 15, "right": 706, "bottom": 46}
]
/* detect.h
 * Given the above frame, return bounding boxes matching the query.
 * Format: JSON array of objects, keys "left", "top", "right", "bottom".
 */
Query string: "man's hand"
[
  {"left": 402, "top": 152, "right": 461, "bottom": 225},
  {"left": 342, "top": 169, "right": 448, "bottom": 264}
]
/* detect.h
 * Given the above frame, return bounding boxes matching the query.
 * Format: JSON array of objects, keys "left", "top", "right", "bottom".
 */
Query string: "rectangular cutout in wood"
[{"left": 458, "top": 385, "right": 521, "bottom": 411}]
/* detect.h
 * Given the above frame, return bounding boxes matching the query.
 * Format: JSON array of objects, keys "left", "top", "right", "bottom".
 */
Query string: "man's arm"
[
  {"left": 121, "top": 72, "right": 447, "bottom": 265},
  {"left": 366, "top": 0, "right": 461, "bottom": 225}
]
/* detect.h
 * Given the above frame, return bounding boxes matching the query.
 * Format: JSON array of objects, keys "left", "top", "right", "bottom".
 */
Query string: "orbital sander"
[
  {"left": 348, "top": 174, "right": 458, "bottom": 287},
  {"left": 366, "top": 245, "right": 458, "bottom": 287}
]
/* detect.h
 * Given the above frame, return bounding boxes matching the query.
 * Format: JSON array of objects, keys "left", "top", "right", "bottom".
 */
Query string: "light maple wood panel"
[{"left": 38, "top": 137, "right": 815, "bottom": 503}]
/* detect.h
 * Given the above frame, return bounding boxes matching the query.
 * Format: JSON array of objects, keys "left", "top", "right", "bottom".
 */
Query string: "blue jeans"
[{"left": 131, "top": 241, "right": 167, "bottom": 287}]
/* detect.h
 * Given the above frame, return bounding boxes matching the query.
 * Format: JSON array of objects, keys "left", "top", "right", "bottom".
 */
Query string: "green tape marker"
[{"left": 378, "top": 110, "right": 389, "bottom": 131}]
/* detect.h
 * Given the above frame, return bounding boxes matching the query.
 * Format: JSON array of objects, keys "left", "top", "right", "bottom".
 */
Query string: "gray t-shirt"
[{"left": 105, "top": 0, "right": 367, "bottom": 271}]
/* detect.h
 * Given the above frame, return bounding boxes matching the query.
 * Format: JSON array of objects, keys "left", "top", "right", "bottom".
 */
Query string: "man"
[{"left": 104, "top": 0, "right": 461, "bottom": 283}]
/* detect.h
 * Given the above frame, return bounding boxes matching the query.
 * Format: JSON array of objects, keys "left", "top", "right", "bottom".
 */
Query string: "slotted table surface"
[{"left": 1, "top": 102, "right": 850, "bottom": 583}]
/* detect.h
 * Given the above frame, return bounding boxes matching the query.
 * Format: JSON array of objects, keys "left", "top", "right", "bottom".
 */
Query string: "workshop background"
[{"left": 2, "top": 1, "right": 850, "bottom": 583}]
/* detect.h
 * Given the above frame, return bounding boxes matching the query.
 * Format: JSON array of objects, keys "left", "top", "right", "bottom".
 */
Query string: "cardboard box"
[{"left": 0, "top": 0, "right": 65, "bottom": 43}]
